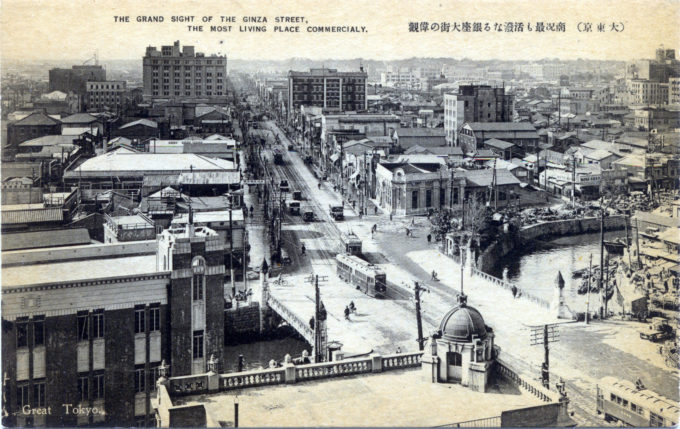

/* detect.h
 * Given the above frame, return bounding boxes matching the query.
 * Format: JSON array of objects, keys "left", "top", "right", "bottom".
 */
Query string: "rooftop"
[
  {"left": 61, "top": 113, "right": 99, "bottom": 124},
  {"left": 119, "top": 118, "right": 158, "bottom": 129},
  {"left": 484, "top": 138, "right": 516, "bottom": 150},
  {"left": 460, "top": 168, "right": 522, "bottom": 187},
  {"left": 2, "top": 254, "right": 158, "bottom": 288},
  {"left": 67, "top": 151, "right": 236, "bottom": 175},
  {"left": 1, "top": 228, "right": 91, "bottom": 251},
  {"left": 19, "top": 135, "right": 77, "bottom": 147},
  {"left": 178, "top": 368, "right": 542, "bottom": 427},
  {"left": 11, "top": 111, "right": 61, "bottom": 127},
  {"left": 464, "top": 122, "right": 537, "bottom": 132}
]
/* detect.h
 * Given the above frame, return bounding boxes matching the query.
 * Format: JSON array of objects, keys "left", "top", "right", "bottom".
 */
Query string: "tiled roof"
[
  {"left": 19, "top": 135, "right": 76, "bottom": 147},
  {"left": 119, "top": 119, "right": 158, "bottom": 129},
  {"left": 460, "top": 168, "right": 521, "bottom": 187},
  {"left": 61, "top": 113, "right": 99, "bottom": 124},
  {"left": 396, "top": 127, "right": 446, "bottom": 137},
  {"left": 1, "top": 207, "right": 64, "bottom": 225},
  {"left": 484, "top": 138, "right": 515, "bottom": 150},
  {"left": 12, "top": 112, "right": 61, "bottom": 127}
]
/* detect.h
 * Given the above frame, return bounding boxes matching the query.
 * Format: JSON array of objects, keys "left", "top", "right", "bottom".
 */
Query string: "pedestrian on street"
[
  {"left": 301, "top": 244, "right": 306, "bottom": 256},
  {"left": 390, "top": 213, "right": 393, "bottom": 221},
  {"left": 374, "top": 206, "right": 378, "bottom": 215},
  {"left": 427, "top": 234, "right": 432, "bottom": 243},
  {"left": 344, "top": 306, "right": 350, "bottom": 321},
  {"left": 511, "top": 285, "right": 518, "bottom": 299},
  {"left": 250, "top": 206, "right": 254, "bottom": 215},
  {"left": 318, "top": 182, "right": 322, "bottom": 190},
  {"left": 396, "top": 346, "right": 402, "bottom": 354},
  {"left": 406, "top": 228, "right": 410, "bottom": 237}
]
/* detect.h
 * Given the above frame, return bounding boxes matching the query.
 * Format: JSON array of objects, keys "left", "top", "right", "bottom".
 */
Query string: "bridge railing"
[
  {"left": 295, "top": 357, "right": 372, "bottom": 381},
  {"left": 381, "top": 352, "right": 423, "bottom": 369},
  {"left": 267, "top": 293, "right": 314, "bottom": 342},
  {"left": 435, "top": 415, "right": 501, "bottom": 427},
  {"left": 471, "top": 267, "right": 551, "bottom": 310},
  {"left": 495, "top": 357, "right": 560, "bottom": 403},
  {"left": 164, "top": 351, "right": 425, "bottom": 397},
  {"left": 220, "top": 367, "right": 286, "bottom": 391}
]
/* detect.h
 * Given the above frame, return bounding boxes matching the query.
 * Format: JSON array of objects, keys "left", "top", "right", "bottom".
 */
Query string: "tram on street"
[
  {"left": 596, "top": 376, "right": 679, "bottom": 427},
  {"left": 340, "top": 231, "right": 362, "bottom": 255},
  {"left": 336, "top": 253, "right": 386, "bottom": 298}
]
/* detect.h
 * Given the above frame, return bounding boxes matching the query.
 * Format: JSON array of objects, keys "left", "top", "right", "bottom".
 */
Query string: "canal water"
[
  {"left": 486, "top": 230, "right": 627, "bottom": 313},
  {"left": 223, "top": 335, "right": 310, "bottom": 372}
]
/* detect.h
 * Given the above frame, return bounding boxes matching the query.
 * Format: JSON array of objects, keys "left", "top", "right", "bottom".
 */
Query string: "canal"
[
  {"left": 223, "top": 334, "right": 310, "bottom": 372},
  {"left": 486, "top": 230, "right": 627, "bottom": 312}
]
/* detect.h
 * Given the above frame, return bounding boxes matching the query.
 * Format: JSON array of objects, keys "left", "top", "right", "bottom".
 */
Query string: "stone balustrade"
[
  {"left": 220, "top": 367, "right": 286, "bottom": 390},
  {"left": 495, "top": 357, "right": 560, "bottom": 403},
  {"left": 471, "top": 268, "right": 551, "bottom": 310},
  {"left": 164, "top": 351, "right": 425, "bottom": 397}
]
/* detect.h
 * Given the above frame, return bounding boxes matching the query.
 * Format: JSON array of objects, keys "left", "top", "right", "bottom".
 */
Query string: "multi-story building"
[
  {"left": 669, "top": 77, "right": 680, "bottom": 104},
  {"left": 6, "top": 112, "right": 62, "bottom": 161},
  {"left": 380, "top": 67, "right": 439, "bottom": 90},
  {"left": 287, "top": 68, "right": 367, "bottom": 119},
  {"left": 632, "top": 106, "right": 680, "bottom": 131},
  {"left": 142, "top": 41, "right": 227, "bottom": 100},
  {"left": 443, "top": 85, "right": 514, "bottom": 146},
  {"left": 49, "top": 65, "right": 106, "bottom": 95},
  {"left": 86, "top": 81, "right": 126, "bottom": 112},
  {"left": 1, "top": 224, "right": 226, "bottom": 426},
  {"left": 627, "top": 79, "right": 670, "bottom": 105}
]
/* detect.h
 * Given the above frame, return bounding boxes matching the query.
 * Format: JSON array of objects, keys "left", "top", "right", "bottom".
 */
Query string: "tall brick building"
[
  {"left": 444, "top": 85, "right": 514, "bottom": 146},
  {"left": 287, "top": 68, "right": 367, "bottom": 120},
  {"left": 2, "top": 223, "right": 225, "bottom": 427},
  {"left": 142, "top": 41, "right": 227, "bottom": 100}
]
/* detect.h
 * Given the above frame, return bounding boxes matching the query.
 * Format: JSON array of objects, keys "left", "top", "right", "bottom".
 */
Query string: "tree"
[
  {"left": 465, "top": 196, "right": 491, "bottom": 249},
  {"left": 430, "top": 208, "right": 454, "bottom": 242}
]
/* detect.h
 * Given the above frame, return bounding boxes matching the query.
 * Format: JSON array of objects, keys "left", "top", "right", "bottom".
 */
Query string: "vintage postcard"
[{"left": 1, "top": 0, "right": 679, "bottom": 427}]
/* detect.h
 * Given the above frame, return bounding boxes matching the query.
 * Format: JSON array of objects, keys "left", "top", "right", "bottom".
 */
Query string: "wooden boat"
[{"left": 604, "top": 240, "right": 626, "bottom": 255}]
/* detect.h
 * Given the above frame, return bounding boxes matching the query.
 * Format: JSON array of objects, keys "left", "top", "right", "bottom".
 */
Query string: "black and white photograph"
[{"left": 1, "top": 0, "right": 679, "bottom": 426}]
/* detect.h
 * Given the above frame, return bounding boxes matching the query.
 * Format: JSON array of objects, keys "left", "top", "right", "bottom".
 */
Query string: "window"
[
  {"left": 34, "top": 381, "right": 46, "bottom": 407},
  {"left": 78, "top": 376, "right": 89, "bottom": 402},
  {"left": 149, "top": 305, "right": 161, "bottom": 332},
  {"left": 77, "top": 312, "right": 89, "bottom": 341},
  {"left": 17, "top": 383, "right": 29, "bottom": 408},
  {"left": 149, "top": 365, "right": 162, "bottom": 391},
  {"left": 93, "top": 373, "right": 105, "bottom": 400},
  {"left": 447, "top": 351, "right": 462, "bottom": 366},
  {"left": 193, "top": 330, "right": 204, "bottom": 359},
  {"left": 426, "top": 190, "right": 432, "bottom": 208},
  {"left": 631, "top": 403, "right": 644, "bottom": 415},
  {"left": 134, "top": 367, "right": 145, "bottom": 393},
  {"left": 33, "top": 317, "right": 45, "bottom": 346},
  {"left": 16, "top": 319, "right": 28, "bottom": 348},
  {"left": 134, "top": 307, "right": 145, "bottom": 334},
  {"left": 411, "top": 190, "right": 419, "bottom": 209},
  {"left": 92, "top": 311, "right": 104, "bottom": 339},
  {"left": 650, "top": 412, "right": 664, "bottom": 427}
]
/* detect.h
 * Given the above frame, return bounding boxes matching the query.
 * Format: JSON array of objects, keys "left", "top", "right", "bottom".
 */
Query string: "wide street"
[{"left": 241, "top": 118, "right": 679, "bottom": 426}]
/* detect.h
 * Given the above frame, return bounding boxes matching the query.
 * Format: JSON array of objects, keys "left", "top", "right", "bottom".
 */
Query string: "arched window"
[{"left": 192, "top": 257, "right": 205, "bottom": 301}]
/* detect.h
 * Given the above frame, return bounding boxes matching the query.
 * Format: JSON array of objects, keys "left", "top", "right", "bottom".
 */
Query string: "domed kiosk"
[{"left": 422, "top": 294, "right": 496, "bottom": 392}]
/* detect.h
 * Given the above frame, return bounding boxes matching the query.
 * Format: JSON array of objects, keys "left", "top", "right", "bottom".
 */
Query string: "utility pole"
[
  {"left": 604, "top": 255, "right": 610, "bottom": 317},
  {"left": 234, "top": 397, "right": 239, "bottom": 428},
  {"left": 625, "top": 215, "right": 632, "bottom": 268},
  {"left": 586, "top": 254, "right": 592, "bottom": 324},
  {"left": 571, "top": 156, "right": 576, "bottom": 208},
  {"left": 229, "top": 202, "right": 235, "bottom": 296},
  {"left": 414, "top": 281, "right": 425, "bottom": 351},
  {"left": 306, "top": 274, "right": 328, "bottom": 362},
  {"left": 635, "top": 218, "right": 642, "bottom": 269},
  {"left": 531, "top": 324, "right": 559, "bottom": 389},
  {"left": 493, "top": 158, "right": 498, "bottom": 210},
  {"left": 598, "top": 206, "right": 605, "bottom": 319}
]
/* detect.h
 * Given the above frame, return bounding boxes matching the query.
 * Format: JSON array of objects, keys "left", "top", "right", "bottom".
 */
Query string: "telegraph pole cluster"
[{"left": 530, "top": 324, "right": 560, "bottom": 389}]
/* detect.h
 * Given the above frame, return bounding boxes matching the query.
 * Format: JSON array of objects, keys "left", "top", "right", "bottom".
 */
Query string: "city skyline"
[{"left": 1, "top": 0, "right": 679, "bottom": 62}]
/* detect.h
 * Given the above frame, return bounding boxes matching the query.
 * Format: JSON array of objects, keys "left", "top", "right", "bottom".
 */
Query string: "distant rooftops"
[
  {"left": 120, "top": 119, "right": 158, "bottom": 129},
  {"left": 288, "top": 68, "right": 367, "bottom": 77}
]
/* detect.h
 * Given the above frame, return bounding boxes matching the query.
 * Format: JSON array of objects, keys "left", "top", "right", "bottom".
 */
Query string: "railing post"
[
  {"left": 371, "top": 353, "right": 382, "bottom": 373},
  {"left": 284, "top": 362, "right": 296, "bottom": 384}
]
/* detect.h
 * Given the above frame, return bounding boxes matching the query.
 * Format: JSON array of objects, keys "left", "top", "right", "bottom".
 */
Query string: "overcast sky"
[{"left": 1, "top": 0, "right": 678, "bottom": 62}]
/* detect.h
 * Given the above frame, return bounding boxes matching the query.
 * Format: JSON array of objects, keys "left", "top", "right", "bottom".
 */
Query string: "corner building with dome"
[{"left": 422, "top": 294, "right": 497, "bottom": 392}]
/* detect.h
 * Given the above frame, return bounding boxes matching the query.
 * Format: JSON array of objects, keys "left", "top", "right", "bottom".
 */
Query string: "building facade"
[
  {"left": 1, "top": 226, "right": 225, "bottom": 427},
  {"left": 86, "top": 81, "right": 127, "bottom": 112},
  {"left": 444, "top": 85, "right": 513, "bottom": 146},
  {"left": 287, "top": 68, "right": 367, "bottom": 119},
  {"left": 142, "top": 41, "right": 227, "bottom": 100},
  {"left": 49, "top": 65, "right": 106, "bottom": 95}
]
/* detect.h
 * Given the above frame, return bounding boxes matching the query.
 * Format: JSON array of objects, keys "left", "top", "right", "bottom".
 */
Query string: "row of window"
[
  {"left": 17, "top": 306, "right": 162, "bottom": 347},
  {"left": 151, "top": 91, "right": 223, "bottom": 97},
  {"left": 151, "top": 59, "right": 224, "bottom": 65},
  {"left": 134, "top": 365, "right": 163, "bottom": 393},
  {"left": 609, "top": 393, "right": 644, "bottom": 415}
]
